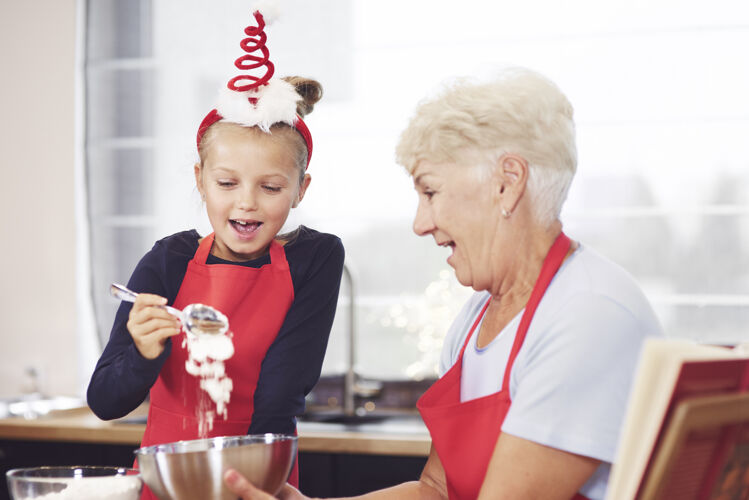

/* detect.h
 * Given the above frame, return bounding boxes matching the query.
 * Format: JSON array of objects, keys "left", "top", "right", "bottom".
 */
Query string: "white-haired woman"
[{"left": 224, "top": 67, "right": 664, "bottom": 500}]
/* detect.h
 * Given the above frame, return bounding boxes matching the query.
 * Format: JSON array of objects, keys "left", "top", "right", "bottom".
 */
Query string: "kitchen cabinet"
[{"left": 300, "top": 452, "right": 427, "bottom": 496}]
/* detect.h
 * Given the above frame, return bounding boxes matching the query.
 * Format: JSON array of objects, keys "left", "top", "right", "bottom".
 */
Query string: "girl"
[{"left": 86, "top": 7, "right": 344, "bottom": 496}]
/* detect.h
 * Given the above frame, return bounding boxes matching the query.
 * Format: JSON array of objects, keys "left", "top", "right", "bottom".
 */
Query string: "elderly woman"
[{"left": 224, "top": 67, "right": 664, "bottom": 500}]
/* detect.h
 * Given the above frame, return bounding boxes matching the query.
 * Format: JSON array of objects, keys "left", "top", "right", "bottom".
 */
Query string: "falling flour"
[
  {"left": 16, "top": 476, "right": 141, "bottom": 500},
  {"left": 183, "top": 331, "right": 235, "bottom": 435}
]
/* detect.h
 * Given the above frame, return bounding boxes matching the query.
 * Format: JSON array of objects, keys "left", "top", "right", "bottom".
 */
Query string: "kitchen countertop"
[{"left": 0, "top": 405, "right": 431, "bottom": 457}]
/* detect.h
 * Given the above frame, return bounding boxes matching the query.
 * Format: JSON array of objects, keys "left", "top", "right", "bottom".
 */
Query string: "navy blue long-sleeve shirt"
[{"left": 87, "top": 225, "right": 344, "bottom": 436}]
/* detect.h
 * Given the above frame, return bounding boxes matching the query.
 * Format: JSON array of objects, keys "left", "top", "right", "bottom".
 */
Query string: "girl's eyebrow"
[
  {"left": 207, "top": 167, "right": 291, "bottom": 183},
  {"left": 207, "top": 166, "right": 237, "bottom": 175},
  {"left": 258, "top": 171, "right": 289, "bottom": 178}
]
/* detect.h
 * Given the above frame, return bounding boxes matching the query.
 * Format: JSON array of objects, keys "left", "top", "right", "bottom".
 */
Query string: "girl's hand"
[
  {"left": 224, "top": 469, "right": 309, "bottom": 500},
  {"left": 126, "top": 293, "right": 181, "bottom": 360}
]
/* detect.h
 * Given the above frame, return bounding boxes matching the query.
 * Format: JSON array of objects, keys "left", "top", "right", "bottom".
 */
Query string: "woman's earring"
[{"left": 501, "top": 208, "right": 511, "bottom": 218}]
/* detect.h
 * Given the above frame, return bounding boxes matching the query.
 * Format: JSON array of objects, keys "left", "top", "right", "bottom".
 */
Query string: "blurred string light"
[{"left": 369, "top": 269, "right": 473, "bottom": 380}]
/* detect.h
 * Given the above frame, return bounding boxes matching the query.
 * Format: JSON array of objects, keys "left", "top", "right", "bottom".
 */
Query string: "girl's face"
[{"left": 195, "top": 125, "right": 310, "bottom": 261}]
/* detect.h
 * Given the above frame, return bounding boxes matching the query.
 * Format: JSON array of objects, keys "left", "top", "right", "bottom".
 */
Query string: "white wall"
[{"left": 0, "top": 0, "right": 79, "bottom": 398}]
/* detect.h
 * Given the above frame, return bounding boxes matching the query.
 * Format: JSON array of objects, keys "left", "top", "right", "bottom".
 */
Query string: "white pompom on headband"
[{"left": 215, "top": 78, "right": 301, "bottom": 133}]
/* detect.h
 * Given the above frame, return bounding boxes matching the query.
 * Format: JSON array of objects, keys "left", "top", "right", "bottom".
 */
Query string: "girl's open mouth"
[{"left": 230, "top": 219, "right": 262, "bottom": 238}]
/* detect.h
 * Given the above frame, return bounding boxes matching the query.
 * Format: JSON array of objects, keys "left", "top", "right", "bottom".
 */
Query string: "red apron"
[
  {"left": 418, "top": 232, "right": 590, "bottom": 500},
  {"left": 138, "top": 234, "right": 299, "bottom": 499}
]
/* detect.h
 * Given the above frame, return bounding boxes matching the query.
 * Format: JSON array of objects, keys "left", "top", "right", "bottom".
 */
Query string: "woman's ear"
[
  {"left": 293, "top": 174, "right": 312, "bottom": 208},
  {"left": 496, "top": 154, "right": 529, "bottom": 214},
  {"left": 194, "top": 163, "right": 205, "bottom": 200}
]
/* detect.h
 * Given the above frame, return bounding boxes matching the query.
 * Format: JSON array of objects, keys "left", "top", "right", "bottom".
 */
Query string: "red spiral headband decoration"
[
  {"left": 227, "top": 11, "right": 275, "bottom": 93},
  {"left": 196, "top": 9, "right": 313, "bottom": 169}
]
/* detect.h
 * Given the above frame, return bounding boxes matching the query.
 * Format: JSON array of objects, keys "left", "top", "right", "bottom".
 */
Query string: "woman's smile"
[{"left": 437, "top": 239, "right": 456, "bottom": 263}]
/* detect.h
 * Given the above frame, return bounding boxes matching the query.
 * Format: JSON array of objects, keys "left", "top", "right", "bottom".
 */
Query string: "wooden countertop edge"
[
  {"left": 0, "top": 411, "right": 431, "bottom": 457},
  {"left": 0, "top": 418, "right": 145, "bottom": 445},
  {"left": 299, "top": 431, "right": 431, "bottom": 456}
]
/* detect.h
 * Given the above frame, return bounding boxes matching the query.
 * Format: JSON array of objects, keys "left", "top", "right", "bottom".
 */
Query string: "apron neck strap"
[
  {"left": 501, "top": 231, "right": 571, "bottom": 389},
  {"left": 194, "top": 233, "right": 287, "bottom": 268},
  {"left": 268, "top": 239, "right": 289, "bottom": 270},
  {"left": 455, "top": 232, "right": 572, "bottom": 370},
  {"left": 195, "top": 233, "right": 215, "bottom": 263}
]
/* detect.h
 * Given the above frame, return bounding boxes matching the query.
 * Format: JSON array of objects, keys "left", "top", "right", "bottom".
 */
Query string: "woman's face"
[
  {"left": 412, "top": 160, "right": 501, "bottom": 290},
  {"left": 196, "top": 125, "right": 309, "bottom": 261}
]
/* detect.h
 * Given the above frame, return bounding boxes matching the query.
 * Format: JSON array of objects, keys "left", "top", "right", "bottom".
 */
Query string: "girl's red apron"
[
  {"left": 417, "top": 232, "right": 590, "bottom": 500},
  {"left": 138, "top": 234, "right": 298, "bottom": 500}
]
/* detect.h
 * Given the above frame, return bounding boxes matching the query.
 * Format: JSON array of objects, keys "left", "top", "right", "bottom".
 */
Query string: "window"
[
  {"left": 85, "top": 0, "right": 156, "bottom": 343},
  {"left": 83, "top": 0, "right": 749, "bottom": 381}
]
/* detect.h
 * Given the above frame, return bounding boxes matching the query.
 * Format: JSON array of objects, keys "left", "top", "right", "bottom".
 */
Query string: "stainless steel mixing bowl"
[
  {"left": 134, "top": 434, "right": 297, "bottom": 500},
  {"left": 6, "top": 466, "right": 141, "bottom": 500}
]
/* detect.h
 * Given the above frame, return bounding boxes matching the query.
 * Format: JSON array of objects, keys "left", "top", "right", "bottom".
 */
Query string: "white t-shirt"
[{"left": 439, "top": 243, "right": 664, "bottom": 500}]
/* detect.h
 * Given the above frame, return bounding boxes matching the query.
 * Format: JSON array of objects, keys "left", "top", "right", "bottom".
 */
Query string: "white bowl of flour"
[{"left": 6, "top": 466, "right": 141, "bottom": 500}]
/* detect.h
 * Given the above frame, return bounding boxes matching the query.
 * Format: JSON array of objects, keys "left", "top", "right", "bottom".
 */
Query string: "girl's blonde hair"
[{"left": 199, "top": 76, "right": 323, "bottom": 184}]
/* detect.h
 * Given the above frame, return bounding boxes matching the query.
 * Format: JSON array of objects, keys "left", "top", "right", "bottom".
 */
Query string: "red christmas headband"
[{"left": 196, "top": 9, "right": 313, "bottom": 168}]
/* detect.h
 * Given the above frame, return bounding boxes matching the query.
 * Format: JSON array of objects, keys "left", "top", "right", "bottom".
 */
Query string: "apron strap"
[
  {"left": 268, "top": 239, "right": 291, "bottom": 272},
  {"left": 502, "top": 232, "right": 571, "bottom": 390},
  {"left": 194, "top": 233, "right": 215, "bottom": 264},
  {"left": 194, "top": 233, "right": 290, "bottom": 272}
]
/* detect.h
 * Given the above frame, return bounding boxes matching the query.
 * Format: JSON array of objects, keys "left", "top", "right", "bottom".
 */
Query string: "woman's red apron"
[
  {"left": 418, "top": 232, "right": 590, "bottom": 500},
  {"left": 138, "top": 234, "right": 298, "bottom": 500}
]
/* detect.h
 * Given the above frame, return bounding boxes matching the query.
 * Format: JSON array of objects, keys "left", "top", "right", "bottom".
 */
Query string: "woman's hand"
[
  {"left": 126, "top": 293, "right": 181, "bottom": 359},
  {"left": 223, "top": 470, "right": 308, "bottom": 500}
]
